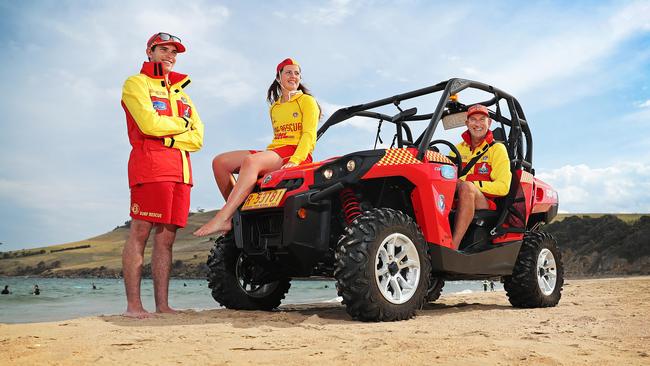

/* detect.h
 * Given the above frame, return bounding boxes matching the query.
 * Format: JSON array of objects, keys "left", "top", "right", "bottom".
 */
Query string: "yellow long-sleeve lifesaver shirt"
[
  {"left": 266, "top": 91, "right": 319, "bottom": 165},
  {"left": 453, "top": 130, "right": 511, "bottom": 197},
  {"left": 121, "top": 62, "right": 204, "bottom": 187}
]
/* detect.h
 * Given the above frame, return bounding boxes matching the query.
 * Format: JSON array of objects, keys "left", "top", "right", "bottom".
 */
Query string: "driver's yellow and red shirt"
[
  {"left": 266, "top": 91, "right": 319, "bottom": 165},
  {"left": 121, "top": 62, "right": 204, "bottom": 187},
  {"left": 454, "top": 130, "right": 511, "bottom": 197}
]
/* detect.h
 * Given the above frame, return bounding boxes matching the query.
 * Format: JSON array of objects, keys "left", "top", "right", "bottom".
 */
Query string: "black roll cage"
[{"left": 317, "top": 78, "right": 534, "bottom": 172}]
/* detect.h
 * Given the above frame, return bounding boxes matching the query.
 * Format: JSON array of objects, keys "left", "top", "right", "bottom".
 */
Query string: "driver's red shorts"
[
  {"left": 130, "top": 182, "right": 191, "bottom": 227},
  {"left": 249, "top": 145, "right": 313, "bottom": 165}
]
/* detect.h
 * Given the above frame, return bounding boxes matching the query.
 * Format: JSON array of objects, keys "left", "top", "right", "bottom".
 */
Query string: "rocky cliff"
[{"left": 543, "top": 215, "right": 650, "bottom": 277}]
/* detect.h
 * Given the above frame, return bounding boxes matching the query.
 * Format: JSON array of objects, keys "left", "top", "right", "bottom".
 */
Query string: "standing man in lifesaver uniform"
[
  {"left": 121, "top": 32, "right": 204, "bottom": 318},
  {"left": 452, "top": 104, "right": 511, "bottom": 248}
]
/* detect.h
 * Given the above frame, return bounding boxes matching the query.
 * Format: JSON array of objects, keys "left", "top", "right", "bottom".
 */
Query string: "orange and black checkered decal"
[
  {"left": 376, "top": 148, "right": 423, "bottom": 166},
  {"left": 425, "top": 151, "right": 454, "bottom": 165}
]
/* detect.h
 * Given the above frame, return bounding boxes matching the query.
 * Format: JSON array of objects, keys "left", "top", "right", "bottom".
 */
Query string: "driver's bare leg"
[
  {"left": 194, "top": 151, "right": 283, "bottom": 237},
  {"left": 452, "top": 181, "right": 490, "bottom": 248}
]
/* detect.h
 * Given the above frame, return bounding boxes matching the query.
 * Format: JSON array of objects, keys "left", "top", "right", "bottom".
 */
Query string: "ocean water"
[{"left": 0, "top": 277, "right": 501, "bottom": 324}]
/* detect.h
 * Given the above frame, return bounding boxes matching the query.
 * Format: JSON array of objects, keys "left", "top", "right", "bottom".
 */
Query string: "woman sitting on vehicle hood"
[{"left": 194, "top": 58, "right": 320, "bottom": 237}]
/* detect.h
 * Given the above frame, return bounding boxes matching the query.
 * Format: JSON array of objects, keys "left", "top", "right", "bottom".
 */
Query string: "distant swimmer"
[
  {"left": 33, "top": 284, "right": 40, "bottom": 295},
  {"left": 92, "top": 283, "right": 97, "bottom": 290},
  {"left": 1, "top": 285, "right": 9, "bottom": 294}
]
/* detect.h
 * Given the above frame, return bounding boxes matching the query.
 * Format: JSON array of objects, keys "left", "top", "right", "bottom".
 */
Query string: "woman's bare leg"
[
  {"left": 212, "top": 150, "right": 252, "bottom": 200},
  {"left": 194, "top": 151, "right": 283, "bottom": 236}
]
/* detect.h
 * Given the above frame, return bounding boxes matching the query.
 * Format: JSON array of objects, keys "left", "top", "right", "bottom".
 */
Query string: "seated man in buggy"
[{"left": 451, "top": 104, "right": 511, "bottom": 249}]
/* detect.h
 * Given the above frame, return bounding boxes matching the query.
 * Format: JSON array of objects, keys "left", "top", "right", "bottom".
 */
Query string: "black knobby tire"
[
  {"left": 504, "top": 231, "right": 564, "bottom": 308},
  {"left": 425, "top": 277, "right": 445, "bottom": 302},
  {"left": 206, "top": 235, "right": 291, "bottom": 310},
  {"left": 334, "top": 208, "right": 431, "bottom": 321}
]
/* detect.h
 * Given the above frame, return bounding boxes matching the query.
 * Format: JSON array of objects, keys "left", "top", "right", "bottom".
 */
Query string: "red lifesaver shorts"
[
  {"left": 249, "top": 145, "right": 313, "bottom": 165},
  {"left": 130, "top": 182, "right": 191, "bottom": 227}
]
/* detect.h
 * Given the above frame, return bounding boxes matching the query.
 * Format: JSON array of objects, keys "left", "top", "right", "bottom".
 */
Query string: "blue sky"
[{"left": 1, "top": 0, "right": 649, "bottom": 251}]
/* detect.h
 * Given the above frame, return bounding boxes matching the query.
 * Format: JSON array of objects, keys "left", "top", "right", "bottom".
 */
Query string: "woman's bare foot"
[
  {"left": 123, "top": 308, "right": 155, "bottom": 319},
  {"left": 156, "top": 306, "right": 179, "bottom": 314},
  {"left": 193, "top": 214, "right": 232, "bottom": 237}
]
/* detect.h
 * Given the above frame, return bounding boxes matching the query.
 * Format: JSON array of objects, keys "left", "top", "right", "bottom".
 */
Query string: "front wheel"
[
  {"left": 504, "top": 231, "right": 564, "bottom": 308},
  {"left": 207, "top": 235, "right": 291, "bottom": 310},
  {"left": 335, "top": 208, "right": 431, "bottom": 321}
]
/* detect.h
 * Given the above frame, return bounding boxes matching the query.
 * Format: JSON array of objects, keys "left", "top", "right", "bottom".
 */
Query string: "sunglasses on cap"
[{"left": 148, "top": 32, "right": 182, "bottom": 47}]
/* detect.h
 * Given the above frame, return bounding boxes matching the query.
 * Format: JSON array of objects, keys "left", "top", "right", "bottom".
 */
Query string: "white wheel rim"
[
  {"left": 537, "top": 248, "right": 557, "bottom": 296},
  {"left": 374, "top": 233, "right": 421, "bottom": 304}
]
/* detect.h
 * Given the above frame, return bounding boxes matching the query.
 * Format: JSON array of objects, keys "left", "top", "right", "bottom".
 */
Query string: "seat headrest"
[{"left": 492, "top": 127, "right": 506, "bottom": 142}]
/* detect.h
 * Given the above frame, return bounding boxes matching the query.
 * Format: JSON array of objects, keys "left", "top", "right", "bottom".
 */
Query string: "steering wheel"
[{"left": 428, "top": 139, "right": 463, "bottom": 177}]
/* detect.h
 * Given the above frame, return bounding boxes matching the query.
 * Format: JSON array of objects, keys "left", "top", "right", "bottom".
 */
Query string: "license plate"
[{"left": 241, "top": 188, "right": 287, "bottom": 211}]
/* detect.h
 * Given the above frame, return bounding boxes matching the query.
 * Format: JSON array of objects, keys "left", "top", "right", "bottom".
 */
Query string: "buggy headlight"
[
  {"left": 312, "top": 150, "right": 385, "bottom": 188},
  {"left": 440, "top": 165, "right": 455, "bottom": 179},
  {"left": 346, "top": 160, "right": 356, "bottom": 172}
]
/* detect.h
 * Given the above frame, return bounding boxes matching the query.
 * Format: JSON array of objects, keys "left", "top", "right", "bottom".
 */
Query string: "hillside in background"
[
  {"left": 0, "top": 211, "right": 220, "bottom": 278},
  {"left": 543, "top": 215, "right": 650, "bottom": 276},
  {"left": 0, "top": 213, "right": 648, "bottom": 278}
]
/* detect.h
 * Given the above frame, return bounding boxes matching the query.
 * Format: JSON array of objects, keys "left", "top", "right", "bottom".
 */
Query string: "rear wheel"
[
  {"left": 207, "top": 235, "right": 291, "bottom": 310},
  {"left": 335, "top": 208, "right": 431, "bottom": 321},
  {"left": 425, "top": 276, "right": 445, "bottom": 302},
  {"left": 504, "top": 231, "right": 563, "bottom": 307}
]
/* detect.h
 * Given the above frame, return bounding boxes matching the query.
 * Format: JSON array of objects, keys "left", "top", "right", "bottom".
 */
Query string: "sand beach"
[{"left": 1, "top": 276, "right": 648, "bottom": 365}]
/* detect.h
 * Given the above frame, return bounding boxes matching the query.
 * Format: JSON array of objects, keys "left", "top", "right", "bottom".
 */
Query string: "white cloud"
[
  {"left": 199, "top": 73, "right": 257, "bottom": 106},
  {"left": 319, "top": 100, "right": 380, "bottom": 133},
  {"left": 460, "top": 67, "right": 480, "bottom": 77},
  {"left": 474, "top": 1, "right": 650, "bottom": 104},
  {"left": 375, "top": 68, "right": 409, "bottom": 83},
  {"left": 639, "top": 100, "right": 650, "bottom": 108},
  {"left": 295, "top": 0, "right": 360, "bottom": 25},
  {"left": 0, "top": 177, "right": 127, "bottom": 247},
  {"left": 537, "top": 163, "right": 650, "bottom": 213}
]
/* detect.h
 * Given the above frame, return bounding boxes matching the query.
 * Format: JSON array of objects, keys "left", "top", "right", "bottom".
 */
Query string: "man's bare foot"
[
  {"left": 156, "top": 306, "right": 179, "bottom": 314},
  {"left": 123, "top": 308, "right": 155, "bottom": 319},
  {"left": 193, "top": 214, "right": 232, "bottom": 237}
]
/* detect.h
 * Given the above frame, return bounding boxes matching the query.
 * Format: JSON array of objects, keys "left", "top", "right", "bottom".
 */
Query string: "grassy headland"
[{"left": 1, "top": 212, "right": 648, "bottom": 278}]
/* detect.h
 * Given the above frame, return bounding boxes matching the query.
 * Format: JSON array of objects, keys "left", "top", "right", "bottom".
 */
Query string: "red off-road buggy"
[{"left": 207, "top": 78, "right": 563, "bottom": 321}]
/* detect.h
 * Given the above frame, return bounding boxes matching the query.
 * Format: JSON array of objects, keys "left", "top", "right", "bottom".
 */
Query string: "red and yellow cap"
[
  {"left": 276, "top": 58, "right": 300, "bottom": 73},
  {"left": 467, "top": 104, "right": 489, "bottom": 118},
  {"left": 147, "top": 32, "right": 186, "bottom": 53}
]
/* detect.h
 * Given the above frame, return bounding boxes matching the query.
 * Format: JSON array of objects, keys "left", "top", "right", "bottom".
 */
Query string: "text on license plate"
[{"left": 241, "top": 188, "right": 287, "bottom": 211}]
